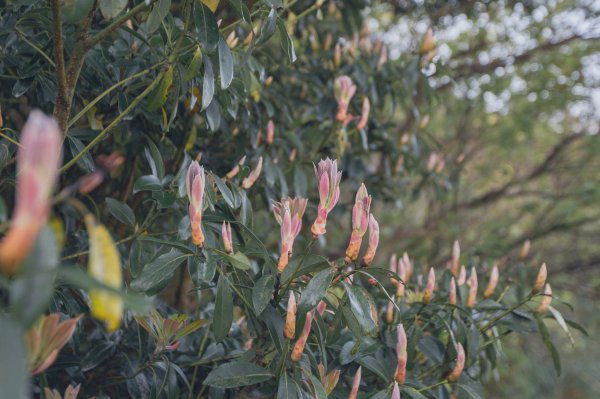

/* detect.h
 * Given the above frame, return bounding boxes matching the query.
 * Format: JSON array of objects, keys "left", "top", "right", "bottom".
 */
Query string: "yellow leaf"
[
  {"left": 85, "top": 215, "right": 123, "bottom": 332},
  {"left": 200, "top": 0, "right": 220, "bottom": 13}
]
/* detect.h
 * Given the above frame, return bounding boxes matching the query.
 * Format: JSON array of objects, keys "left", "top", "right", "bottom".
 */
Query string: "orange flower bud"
[
  {"left": 467, "top": 268, "right": 478, "bottom": 309},
  {"left": 519, "top": 239, "right": 531, "bottom": 259},
  {"left": 396, "top": 258, "right": 406, "bottom": 298},
  {"left": 533, "top": 263, "right": 547, "bottom": 293},
  {"left": 225, "top": 155, "right": 246, "bottom": 179},
  {"left": 186, "top": 161, "right": 205, "bottom": 247},
  {"left": 449, "top": 277, "right": 457, "bottom": 305},
  {"left": 395, "top": 323, "right": 407, "bottom": 384},
  {"left": 483, "top": 264, "right": 499, "bottom": 298},
  {"left": 284, "top": 292, "right": 297, "bottom": 339},
  {"left": 0, "top": 111, "right": 62, "bottom": 275},
  {"left": 317, "top": 300, "right": 327, "bottom": 316},
  {"left": 386, "top": 300, "right": 394, "bottom": 324},
  {"left": 457, "top": 265, "right": 467, "bottom": 286},
  {"left": 333, "top": 43, "right": 342, "bottom": 68},
  {"left": 291, "top": 310, "right": 314, "bottom": 362},
  {"left": 448, "top": 343, "right": 465, "bottom": 382},
  {"left": 451, "top": 240, "right": 460, "bottom": 277},
  {"left": 389, "top": 254, "right": 398, "bottom": 285},
  {"left": 377, "top": 45, "right": 388, "bottom": 70},
  {"left": 362, "top": 214, "right": 379, "bottom": 266},
  {"left": 422, "top": 267, "right": 436, "bottom": 304},
  {"left": 221, "top": 221, "right": 233, "bottom": 254},
  {"left": 266, "top": 120, "right": 275, "bottom": 146},
  {"left": 345, "top": 184, "right": 372, "bottom": 263},
  {"left": 420, "top": 27, "right": 436, "bottom": 54},
  {"left": 348, "top": 366, "right": 362, "bottom": 399},
  {"left": 403, "top": 252, "right": 413, "bottom": 282},
  {"left": 356, "top": 97, "right": 370, "bottom": 130},
  {"left": 537, "top": 283, "right": 552, "bottom": 314},
  {"left": 242, "top": 156, "right": 263, "bottom": 189},
  {"left": 289, "top": 148, "right": 297, "bottom": 162}
]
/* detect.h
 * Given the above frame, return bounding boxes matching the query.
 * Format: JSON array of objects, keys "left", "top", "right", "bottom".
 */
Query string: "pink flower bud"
[
  {"left": 448, "top": 343, "right": 465, "bottom": 382},
  {"left": 537, "top": 283, "right": 552, "bottom": 314},
  {"left": 362, "top": 214, "right": 379, "bottom": 266},
  {"left": 391, "top": 382, "right": 401, "bottom": 399},
  {"left": 457, "top": 265, "right": 467, "bottom": 286},
  {"left": 222, "top": 221, "right": 233, "bottom": 254},
  {"left": 334, "top": 76, "right": 357, "bottom": 123},
  {"left": 483, "top": 264, "right": 499, "bottom": 298},
  {"left": 422, "top": 267, "right": 436, "bottom": 304},
  {"left": 467, "top": 268, "right": 478, "bottom": 309},
  {"left": 225, "top": 155, "right": 246, "bottom": 179},
  {"left": 266, "top": 120, "right": 275, "bottom": 146},
  {"left": 451, "top": 240, "right": 460, "bottom": 277},
  {"left": 533, "top": 263, "right": 547, "bottom": 293},
  {"left": 396, "top": 258, "right": 406, "bottom": 298},
  {"left": 345, "top": 183, "right": 372, "bottom": 263},
  {"left": 0, "top": 111, "right": 62, "bottom": 275},
  {"left": 291, "top": 310, "right": 314, "bottom": 362},
  {"left": 356, "top": 97, "right": 370, "bottom": 130},
  {"left": 311, "top": 158, "right": 342, "bottom": 237},
  {"left": 519, "top": 239, "right": 531, "bottom": 259},
  {"left": 273, "top": 197, "right": 308, "bottom": 272},
  {"left": 284, "top": 292, "right": 297, "bottom": 340},
  {"left": 449, "top": 277, "right": 457, "bottom": 305},
  {"left": 348, "top": 366, "right": 362, "bottom": 399},
  {"left": 186, "top": 161, "right": 205, "bottom": 247},
  {"left": 395, "top": 323, "right": 407, "bottom": 384},
  {"left": 317, "top": 300, "right": 327, "bottom": 316},
  {"left": 403, "top": 252, "right": 413, "bottom": 282},
  {"left": 390, "top": 254, "right": 398, "bottom": 285},
  {"left": 242, "top": 156, "right": 263, "bottom": 189}
]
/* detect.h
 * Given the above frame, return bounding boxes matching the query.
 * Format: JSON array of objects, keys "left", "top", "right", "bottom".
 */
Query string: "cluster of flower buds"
[
  {"left": 448, "top": 343, "right": 465, "bottom": 382},
  {"left": 395, "top": 323, "right": 408, "bottom": 384},
  {"left": 291, "top": 310, "right": 314, "bottom": 361},
  {"left": 273, "top": 197, "right": 308, "bottom": 272},
  {"left": 186, "top": 161, "right": 206, "bottom": 247},
  {"left": 43, "top": 384, "right": 81, "bottom": 399},
  {"left": 242, "top": 156, "right": 263, "bottom": 189},
  {"left": 311, "top": 158, "right": 342, "bottom": 237},
  {"left": 0, "top": 111, "right": 62, "bottom": 275},
  {"left": 333, "top": 76, "right": 371, "bottom": 129},
  {"left": 25, "top": 313, "right": 81, "bottom": 375},
  {"left": 345, "top": 184, "right": 372, "bottom": 263},
  {"left": 134, "top": 310, "right": 205, "bottom": 354},
  {"left": 221, "top": 221, "right": 233, "bottom": 254}
]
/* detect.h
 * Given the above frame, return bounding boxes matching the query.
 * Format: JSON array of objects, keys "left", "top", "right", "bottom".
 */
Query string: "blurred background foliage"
[{"left": 0, "top": 0, "right": 599, "bottom": 397}]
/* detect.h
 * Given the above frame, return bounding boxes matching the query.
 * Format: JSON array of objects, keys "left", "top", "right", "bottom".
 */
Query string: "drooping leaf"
[
  {"left": 218, "top": 37, "right": 234, "bottom": 89},
  {"left": 105, "top": 197, "right": 135, "bottom": 227},
  {"left": 131, "top": 250, "right": 190, "bottom": 295},
  {"left": 203, "top": 361, "right": 273, "bottom": 388},
  {"left": 297, "top": 267, "right": 334, "bottom": 314},
  {"left": 213, "top": 273, "right": 233, "bottom": 342},
  {"left": 252, "top": 274, "right": 275, "bottom": 315}
]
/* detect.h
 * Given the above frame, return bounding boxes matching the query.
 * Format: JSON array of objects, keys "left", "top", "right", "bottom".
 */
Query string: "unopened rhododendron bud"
[
  {"left": 242, "top": 156, "right": 263, "bottom": 189},
  {"left": 395, "top": 323, "right": 407, "bottom": 384},
  {"left": 333, "top": 43, "right": 342, "bottom": 68},
  {"left": 0, "top": 111, "right": 62, "bottom": 275},
  {"left": 449, "top": 277, "right": 457, "bottom": 305},
  {"left": 273, "top": 197, "right": 307, "bottom": 272},
  {"left": 345, "top": 183, "right": 372, "bottom": 263},
  {"left": 519, "top": 239, "right": 531, "bottom": 259},
  {"left": 467, "top": 267, "right": 478, "bottom": 308},
  {"left": 448, "top": 343, "right": 465, "bottom": 382},
  {"left": 186, "top": 161, "right": 205, "bottom": 247},
  {"left": 451, "top": 240, "right": 460, "bottom": 276},
  {"left": 533, "top": 263, "right": 547, "bottom": 293},
  {"left": 284, "top": 292, "right": 297, "bottom": 339},
  {"left": 291, "top": 310, "right": 314, "bottom": 361},
  {"left": 386, "top": 301, "right": 394, "bottom": 324},
  {"left": 537, "top": 283, "right": 552, "bottom": 314},
  {"left": 422, "top": 267, "right": 436, "bottom": 304},
  {"left": 403, "top": 252, "right": 413, "bottom": 282},
  {"left": 222, "top": 221, "right": 233, "bottom": 254},
  {"left": 348, "top": 366, "right": 362, "bottom": 399},
  {"left": 396, "top": 258, "right": 407, "bottom": 298},
  {"left": 457, "top": 265, "right": 467, "bottom": 286},
  {"left": 390, "top": 254, "right": 398, "bottom": 285},
  {"left": 391, "top": 382, "right": 401, "bottom": 399},
  {"left": 311, "top": 158, "right": 342, "bottom": 237},
  {"left": 225, "top": 155, "right": 246, "bottom": 179},
  {"left": 483, "top": 264, "right": 499, "bottom": 298},
  {"left": 356, "top": 97, "right": 370, "bottom": 130},
  {"left": 266, "top": 120, "right": 275, "bottom": 145},
  {"left": 362, "top": 214, "right": 379, "bottom": 266},
  {"left": 420, "top": 27, "right": 436, "bottom": 54},
  {"left": 334, "top": 76, "right": 357, "bottom": 123}
]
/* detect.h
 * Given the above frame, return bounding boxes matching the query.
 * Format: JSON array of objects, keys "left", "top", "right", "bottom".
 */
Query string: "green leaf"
[
  {"left": 133, "top": 175, "right": 163, "bottom": 193},
  {"left": 188, "top": 253, "right": 217, "bottom": 285},
  {"left": 227, "top": 0, "right": 251, "bottom": 23},
  {"left": 203, "top": 361, "right": 273, "bottom": 388},
  {"left": 137, "top": 235, "right": 195, "bottom": 254},
  {"left": 195, "top": 2, "right": 219, "bottom": 51},
  {"left": 105, "top": 197, "right": 135, "bottom": 227},
  {"left": 536, "top": 315, "right": 562, "bottom": 376},
  {"left": 252, "top": 274, "right": 275, "bottom": 315},
  {"left": 213, "top": 249, "right": 251, "bottom": 271},
  {"left": 184, "top": 46, "right": 204, "bottom": 81},
  {"left": 202, "top": 58, "right": 215, "bottom": 111},
  {"left": 131, "top": 250, "right": 190, "bottom": 295},
  {"left": 343, "top": 283, "right": 377, "bottom": 335},
  {"left": 147, "top": 66, "right": 173, "bottom": 112},
  {"left": 68, "top": 136, "right": 95, "bottom": 173},
  {"left": 547, "top": 305, "right": 575, "bottom": 345},
  {"left": 258, "top": 8, "right": 277, "bottom": 45},
  {"left": 303, "top": 371, "right": 327, "bottom": 399},
  {"left": 81, "top": 341, "right": 116, "bottom": 372},
  {"left": 98, "top": 0, "right": 127, "bottom": 19},
  {"left": 62, "top": 0, "right": 94, "bottom": 24},
  {"left": 0, "top": 315, "right": 28, "bottom": 399},
  {"left": 277, "top": 373, "right": 300, "bottom": 399},
  {"left": 297, "top": 268, "right": 334, "bottom": 314},
  {"left": 218, "top": 37, "right": 234, "bottom": 89},
  {"left": 402, "top": 387, "right": 428, "bottom": 399},
  {"left": 145, "top": 139, "right": 165, "bottom": 180},
  {"left": 213, "top": 274, "right": 233, "bottom": 342},
  {"left": 213, "top": 175, "right": 236, "bottom": 209},
  {"left": 276, "top": 20, "right": 296, "bottom": 63},
  {"left": 456, "top": 383, "right": 484, "bottom": 399}
]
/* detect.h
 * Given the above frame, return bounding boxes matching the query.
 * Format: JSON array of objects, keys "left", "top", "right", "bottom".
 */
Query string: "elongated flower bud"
[
  {"left": 403, "top": 252, "right": 413, "bottom": 282},
  {"left": 225, "top": 155, "right": 246, "bottom": 179},
  {"left": 483, "top": 265, "right": 499, "bottom": 298},
  {"left": 422, "top": 267, "right": 436, "bottom": 304},
  {"left": 451, "top": 240, "right": 460, "bottom": 277},
  {"left": 284, "top": 292, "right": 297, "bottom": 339},
  {"left": 420, "top": 27, "right": 436, "bottom": 54},
  {"left": 457, "top": 265, "right": 467, "bottom": 286},
  {"left": 317, "top": 300, "right": 327, "bottom": 316},
  {"left": 85, "top": 215, "right": 123, "bottom": 331},
  {"left": 0, "top": 111, "right": 62, "bottom": 275},
  {"left": 356, "top": 97, "right": 370, "bottom": 130},
  {"left": 348, "top": 366, "right": 362, "bottom": 399},
  {"left": 391, "top": 382, "right": 401, "bottom": 399},
  {"left": 396, "top": 258, "right": 406, "bottom": 298},
  {"left": 533, "top": 263, "right": 547, "bottom": 293},
  {"left": 334, "top": 76, "right": 357, "bottom": 123},
  {"left": 311, "top": 158, "right": 342, "bottom": 237},
  {"left": 467, "top": 268, "right": 478, "bottom": 309},
  {"left": 386, "top": 300, "right": 394, "bottom": 324},
  {"left": 266, "top": 120, "right": 275, "bottom": 146},
  {"left": 186, "top": 161, "right": 205, "bottom": 247},
  {"left": 333, "top": 43, "right": 342, "bottom": 68},
  {"left": 345, "top": 184, "right": 372, "bottom": 263},
  {"left": 390, "top": 254, "right": 398, "bottom": 285},
  {"left": 222, "top": 221, "right": 233, "bottom": 254},
  {"left": 362, "top": 214, "right": 379, "bottom": 266},
  {"left": 291, "top": 310, "right": 314, "bottom": 361},
  {"left": 377, "top": 45, "right": 388, "bottom": 70},
  {"left": 537, "top": 284, "right": 552, "bottom": 314},
  {"left": 519, "top": 239, "right": 531, "bottom": 259},
  {"left": 242, "top": 156, "right": 263, "bottom": 189},
  {"left": 395, "top": 323, "right": 407, "bottom": 384},
  {"left": 449, "top": 277, "right": 457, "bottom": 305},
  {"left": 448, "top": 343, "right": 465, "bottom": 382},
  {"left": 273, "top": 197, "right": 308, "bottom": 272}
]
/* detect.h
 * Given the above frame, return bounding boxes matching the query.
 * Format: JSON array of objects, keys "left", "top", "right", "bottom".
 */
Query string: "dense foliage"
[{"left": 0, "top": 0, "right": 596, "bottom": 398}]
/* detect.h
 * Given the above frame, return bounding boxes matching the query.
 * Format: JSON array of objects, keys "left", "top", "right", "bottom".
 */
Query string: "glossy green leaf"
[
  {"left": 195, "top": 2, "right": 219, "bottom": 51},
  {"left": 213, "top": 274, "right": 233, "bottom": 342},
  {"left": 204, "top": 361, "right": 272, "bottom": 388},
  {"left": 297, "top": 268, "right": 334, "bottom": 314},
  {"left": 218, "top": 37, "right": 234, "bottom": 89},
  {"left": 133, "top": 175, "right": 163, "bottom": 193},
  {"left": 276, "top": 20, "right": 296, "bottom": 63},
  {"left": 252, "top": 274, "right": 275, "bottom": 315},
  {"left": 131, "top": 250, "right": 190, "bottom": 295},
  {"left": 202, "top": 58, "right": 215, "bottom": 111},
  {"left": 98, "top": 0, "right": 127, "bottom": 19},
  {"left": 258, "top": 8, "right": 277, "bottom": 45},
  {"left": 105, "top": 197, "right": 135, "bottom": 227}
]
